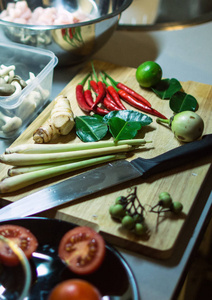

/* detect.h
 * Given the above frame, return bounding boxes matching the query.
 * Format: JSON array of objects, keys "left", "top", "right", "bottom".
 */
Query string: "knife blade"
[{"left": 0, "top": 134, "right": 211, "bottom": 221}]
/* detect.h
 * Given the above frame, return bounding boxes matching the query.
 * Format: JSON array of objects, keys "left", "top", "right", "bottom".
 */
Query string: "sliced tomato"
[
  {"left": 48, "top": 279, "right": 101, "bottom": 300},
  {"left": 0, "top": 224, "right": 38, "bottom": 266},
  {"left": 58, "top": 226, "right": 106, "bottom": 275}
]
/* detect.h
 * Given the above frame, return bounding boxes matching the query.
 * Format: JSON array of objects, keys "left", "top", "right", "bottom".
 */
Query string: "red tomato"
[
  {"left": 48, "top": 279, "right": 101, "bottom": 300},
  {"left": 0, "top": 224, "right": 38, "bottom": 266},
  {"left": 58, "top": 226, "right": 106, "bottom": 275}
]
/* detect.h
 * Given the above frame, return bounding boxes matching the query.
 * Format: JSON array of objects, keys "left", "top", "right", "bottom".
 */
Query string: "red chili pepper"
[
  {"left": 61, "top": 28, "right": 66, "bottom": 37},
  {"left": 76, "top": 73, "right": 92, "bottom": 112},
  {"left": 99, "top": 72, "right": 126, "bottom": 110},
  {"left": 90, "top": 62, "right": 106, "bottom": 109},
  {"left": 103, "top": 98, "right": 121, "bottom": 111},
  {"left": 106, "top": 85, "right": 126, "bottom": 110},
  {"left": 84, "top": 80, "right": 94, "bottom": 107},
  {"left": 117, "top": 83, "right": 152, "bottom": 107},
  {"left": 94, "top": 106, "right": 110, "bottom": 115},
  {"left": 84, "top": 81, "right": 109, "bottom": 115},
  {"left": 91, "top": 81, "right": 106, "bottom": 109},
  {"left": 68, "top": 28, "right": 75, "bottom": 39},
  {"left": 84, "top": 89, "right": 94, "bottom": 107},
  {"left": 103, "top": 71, "right": 152, "bottom": 108},
  {"left": 118, "top": 89, "right": 167, "bottom": 119},
  {"left": 90, "top": 80, "right": 99, "bottom": 94},
  {"left": 106, "top": 91, "right": 118, "bottom": 105}
]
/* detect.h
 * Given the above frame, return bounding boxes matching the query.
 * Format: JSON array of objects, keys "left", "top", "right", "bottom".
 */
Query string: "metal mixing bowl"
[{"left": 0, "top": 0, "right": 132, "bottom": 66}]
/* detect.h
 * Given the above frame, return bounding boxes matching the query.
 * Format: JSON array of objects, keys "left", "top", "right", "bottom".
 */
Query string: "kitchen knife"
[{"left": 0, "top": 134, "right": 211, "bottom": 221}]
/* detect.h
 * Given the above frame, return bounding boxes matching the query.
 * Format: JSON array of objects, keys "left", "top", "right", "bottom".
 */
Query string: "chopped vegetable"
[
  {"left": 156, "top": 111, "right": 204, "bottom": 142},
  {"left": 58, "top": 226, "right": 106, "bottom": 275},
  {"left": 33, "top": 95, "right": 75, "bottom": 143},
  {"left": 0, "top": 234, "right": 32, "bottom": 299},
  {"left": 0, "top": 224, "right": 38, "bottom": 266}
]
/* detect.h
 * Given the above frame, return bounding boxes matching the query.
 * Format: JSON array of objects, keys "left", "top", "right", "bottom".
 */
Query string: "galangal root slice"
[{"left": 33, "top": 95, "right": 75, "bottom": 144}]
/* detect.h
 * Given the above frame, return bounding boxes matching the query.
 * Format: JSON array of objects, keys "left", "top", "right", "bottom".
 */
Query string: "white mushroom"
[
  {"left": 0, "top": 65, "right": 15, "bottom": 77},
  {"left": 0, "top": 111, "right": 22, "bottom": 133},
  {"left": 11, "top": 80, "right": 22, "bottom": 96},
  {"left": 26, "top": 72, "right": 50, "bottom": 100},
  {"left": 16, "top": 91, "right": 41, "bottom": 120}
]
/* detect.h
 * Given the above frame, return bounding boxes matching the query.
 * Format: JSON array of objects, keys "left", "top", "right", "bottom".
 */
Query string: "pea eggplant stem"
[
  {"left": 0, "top": 154, "right": 126, "bottom": 193},
  {"left": 156, "top": 117, "right": 170, "bottom": 125}
]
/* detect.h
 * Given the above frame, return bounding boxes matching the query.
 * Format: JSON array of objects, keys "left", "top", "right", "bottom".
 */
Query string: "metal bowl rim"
[{"left": 0, "top": 0, "right": 133, "bottom": 30}]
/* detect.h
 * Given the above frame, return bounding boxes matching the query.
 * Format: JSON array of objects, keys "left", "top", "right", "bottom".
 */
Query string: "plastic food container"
[{"left": 0, "top": 42, "right": 58, "bottom": 139}]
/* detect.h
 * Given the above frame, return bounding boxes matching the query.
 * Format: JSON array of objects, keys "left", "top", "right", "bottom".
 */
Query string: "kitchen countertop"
[{"left": 0, "top": 20, "right": 212, "bottom": 300}]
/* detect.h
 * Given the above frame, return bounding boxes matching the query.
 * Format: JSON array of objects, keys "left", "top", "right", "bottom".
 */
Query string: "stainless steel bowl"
[{"left": 0, "top": 0, "right": 132, "bottom": 66}]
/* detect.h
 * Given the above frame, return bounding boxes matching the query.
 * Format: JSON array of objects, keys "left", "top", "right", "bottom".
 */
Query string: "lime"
[{"left": 136, "top": 61, "right": 162, "bottom": 88}]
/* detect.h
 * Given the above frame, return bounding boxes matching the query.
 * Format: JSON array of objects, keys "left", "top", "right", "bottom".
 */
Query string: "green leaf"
[
  {"left": 75, "top": 116, "right": 108, "bottom": 142},
  {"left": 103, "top": 110, "right": 152, "bottom": 126},
  {"left": 169, "top": 91, "right": 198, "bottom": 113},
  {"left": 108, "top": 117, "right": 142, "bottom": 140},
  {"left": 152, "top": 78, "right": 182, "bottom": 99}
]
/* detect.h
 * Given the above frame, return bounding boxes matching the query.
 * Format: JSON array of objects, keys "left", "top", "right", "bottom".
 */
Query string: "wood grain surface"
[{"left": 0, "top": 60, "right": 211, "bottom": 259}]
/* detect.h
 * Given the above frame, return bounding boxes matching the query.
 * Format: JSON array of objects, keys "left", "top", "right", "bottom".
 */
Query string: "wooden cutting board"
[{"left": 0, "top": 60, "right": 211, "bottom": 259}]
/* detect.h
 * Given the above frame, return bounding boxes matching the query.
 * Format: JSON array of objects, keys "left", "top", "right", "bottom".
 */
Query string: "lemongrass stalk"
[
  {"left": 5, "top": 139, "right": 151, "bottom": 154},
  {"left": 0, "top": 154, "right": 126, "bottom": 193},
  {"left": 0, "top": 144, "right": 133, "bottom": 166},
  {"left": 8, "top": 161, "right": 74, "bottom": 176}
]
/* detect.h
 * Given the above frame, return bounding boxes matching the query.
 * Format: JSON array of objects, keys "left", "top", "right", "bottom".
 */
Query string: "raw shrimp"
[{"left": 0, "top": 0, "right": 94, "bottom": 25}]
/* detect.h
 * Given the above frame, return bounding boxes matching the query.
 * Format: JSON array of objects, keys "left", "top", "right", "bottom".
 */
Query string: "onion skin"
[{"left": 170, "top": 111, "right": 204, "bottom": 142}]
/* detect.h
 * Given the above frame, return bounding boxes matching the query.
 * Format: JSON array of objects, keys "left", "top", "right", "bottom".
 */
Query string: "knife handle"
[{"left": 131, "top": 134, "right": 212, "bottom": 178}]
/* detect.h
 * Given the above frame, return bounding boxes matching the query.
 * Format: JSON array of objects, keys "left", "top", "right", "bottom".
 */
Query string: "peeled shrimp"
[{"left": 0, "top": 0, "right": 94, "bottom": 25}]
